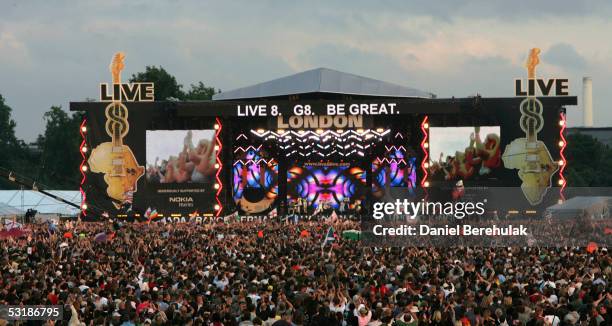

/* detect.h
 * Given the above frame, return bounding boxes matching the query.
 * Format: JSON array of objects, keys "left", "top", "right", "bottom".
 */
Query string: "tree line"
[
  {"left": 0, "top": 66, "right": 218, "bottom": 190},
  {"left": 0, "top": 65, "right": 610, "bottom": 189}
]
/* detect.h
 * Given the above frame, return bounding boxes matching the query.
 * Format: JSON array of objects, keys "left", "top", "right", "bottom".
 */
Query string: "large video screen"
[
  {"left": 372, "top": 146, "right": 417, "bottom": 200},
  {"left": 232, "top": 146, "right": 278, "bottom": 215},
  {"left": 145, "top": 130, "right": 216, "bottom": 184},
  {"left": 287, "top": 163, "right": 366, "bottom": 210},
  {"left": 428, "top": 126, "right": 502, "bottom": 183}
]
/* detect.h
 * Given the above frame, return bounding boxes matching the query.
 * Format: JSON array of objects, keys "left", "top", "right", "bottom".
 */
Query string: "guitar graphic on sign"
[
  {"left": 502, "top": 48, "right": 558, "bottom": 205},
  {"left": 88, "top": 52, "right": 145, "bottom": 208}
]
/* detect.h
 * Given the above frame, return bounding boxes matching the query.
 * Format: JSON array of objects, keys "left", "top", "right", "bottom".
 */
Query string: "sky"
[{"left": 1, "top": 0, "right": 611, "bottom": 142}]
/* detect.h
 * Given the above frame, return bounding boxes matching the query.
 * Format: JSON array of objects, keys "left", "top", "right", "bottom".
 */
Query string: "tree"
[
  {"left": 34, "top": 107, "right": 84, "bottom": 189},
  {"left": 129, "top": 66, "right": 186, "bottom": 100},
  {"left": 565, "top": 133, "right": 612, "bottom": 187},
  {"left": 130, "top": 66, "right": 219, "bottom": 100},
  {"left": 0, "top": 94, "right": 33, "bottom": 189},
  {"left": 2, "top": 67, "right": 219, "bottom": 190},
  {"left": 185, "top": 82, "right": 219, "bottom": 100},
  {"left": 0, "top": 94, "right": 18, "bottom": 152}
]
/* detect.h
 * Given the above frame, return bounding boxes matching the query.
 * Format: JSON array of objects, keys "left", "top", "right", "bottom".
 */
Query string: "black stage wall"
[{"left": 71, "top": 96, "right": 576, "bottom": 219}]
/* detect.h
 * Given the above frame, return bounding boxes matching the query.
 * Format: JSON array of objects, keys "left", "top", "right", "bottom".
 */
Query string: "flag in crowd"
[
  {"left": 4, "top": 219, "right": 22, "bottom": 230},
  {"left": 144, "top": 207, "right": 158, "bottom": 223},
  {"left": 268, "top": 208, "right": 277, "bottom": 218},
  {"left": 321, "top": 226, "right": 335, "bottom": 248},
  {"left": 94, "top": 232, "right": 108, "bottom": 242},
  {"left": 330, "top": 210, "right": 338, "bottom": 221}
]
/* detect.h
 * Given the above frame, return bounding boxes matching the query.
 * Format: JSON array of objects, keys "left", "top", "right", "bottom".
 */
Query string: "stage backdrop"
[
  {"left": 425, "top": 97, "right": 565, "bottom": 211},
  {"left": 85, "top": 103, "right": 219, "bottom": 218}
]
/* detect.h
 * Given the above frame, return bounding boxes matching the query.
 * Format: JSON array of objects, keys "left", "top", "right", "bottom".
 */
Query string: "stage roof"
[
  {"left": 213, "top": 67, "right": 434, "bottom": 100},
  {"left": 0, "top": 190, "right": 80, "bottom": 216}
]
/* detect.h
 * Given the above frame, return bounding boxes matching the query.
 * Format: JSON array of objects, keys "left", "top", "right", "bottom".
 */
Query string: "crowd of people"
[{"left": 1, "top": 219, "right": 610, "bottom": 325}]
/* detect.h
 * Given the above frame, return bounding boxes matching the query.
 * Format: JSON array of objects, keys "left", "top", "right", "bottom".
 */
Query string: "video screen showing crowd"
[
  {"left": 419, "top": 126, "right": 502, "bottom": 206},
  {"left": 145, "top": 130, "right": 216, "bottom": 184},
  {"left": 428, "top": 126, "right": 502, "bottom": 185}
]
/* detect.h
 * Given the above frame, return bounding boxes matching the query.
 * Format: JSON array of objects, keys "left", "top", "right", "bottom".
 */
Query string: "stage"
[{"left": 70, "top": 67, "right": 577, "bottom": 221}]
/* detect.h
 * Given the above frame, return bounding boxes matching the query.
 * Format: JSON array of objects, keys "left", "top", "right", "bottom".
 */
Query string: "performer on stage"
[
  {"left": 295, "top": 198, "right": 302, "bottom": 214},
  {"left": 302, "top": 197, "right": 308, "bottom": 214}
]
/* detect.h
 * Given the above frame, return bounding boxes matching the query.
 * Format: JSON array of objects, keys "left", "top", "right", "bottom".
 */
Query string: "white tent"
[
  {"left": 546, "top": 196, "right": 612, "bottom": 219},
  {"left": 0, "top": 202, "right": 24, "bottom": 217},
  {"left": 0, "top": 190, "right": 80, "bottom": 217}
]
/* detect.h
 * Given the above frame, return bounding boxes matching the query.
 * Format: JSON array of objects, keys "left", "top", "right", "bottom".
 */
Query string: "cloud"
[
  {"left": 543, "top": 43, "right": 588, "bottom": 70},
  {"left": 1, "top": 1, "right": 612, "bottom": 142},
  {"left": 297, "top": 43, "right": 414, "bottom": 86},
  {"left": 0, "top": 31, "right": 30, "bottom": 68}
]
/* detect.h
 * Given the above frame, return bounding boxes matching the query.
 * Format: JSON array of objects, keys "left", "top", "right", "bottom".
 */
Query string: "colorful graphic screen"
[
  {"left": 232, "top": 147, "right": 278, "bottom": 214},
  {"left": 372, "top": 146, "right": 417, "bottom": 199},
  {"left": 287, "top": 163, "right": 366, "bottom": 209}
]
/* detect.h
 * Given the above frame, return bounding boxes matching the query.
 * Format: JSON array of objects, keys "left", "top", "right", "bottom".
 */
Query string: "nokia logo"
[{"left": 169, "top": 197, "right": 194, "bottom": 203}]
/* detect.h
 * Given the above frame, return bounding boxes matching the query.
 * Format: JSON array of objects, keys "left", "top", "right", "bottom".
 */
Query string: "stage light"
[
  {"left": 357, "top": 128, "right": 364, "bottom": 133},
  {"left": 214, "top": 183, "right": 220, "bottom": 190},
  {"left": 376, "top": 128, "right": 384, "bottom": 133},
  {"left": 81, "top": 126, "right": 87, "bottom": 132},
  {"left": 214, "top": 204, "right": 220, "bottom": 211},
  {"left": 420, "top": 116, "right": 429, "bottom": 191},
  {"left": 316, "top": 129, "right": 324, "bottom": 134},
  {"left": 423, "top": 123, "right": 429, "bottom": 129},
  {"left": 81, "top": 165, "right": 88, "bottom": 172},
  {"left": 558, "top": 179, "right": 565, "bottom": 186},
  {"left": 214, "top": 145, "right": 220, "bottom": 151},
  {"left": 214, "top": 163, "right": 220, "bottom": 169},
  {"left": 214, "top": 124, "right": 220, "bottom": 130},
  {"left": 81, "top": 146, "right": 88, "bottom": 153},
  {"left": 81, "top": 203, "right": 88, "bottom": 210},
  {"left": 423, "top": 162, "right": 429, "bottom": 169},
  {"left": 257, "top": 129, "right": 265, "bottom": 134},
  {"left": 559, "top": 112, "right": 567, "bottom": 201}
]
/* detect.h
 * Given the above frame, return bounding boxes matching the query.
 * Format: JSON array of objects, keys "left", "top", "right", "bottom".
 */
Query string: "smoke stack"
[{"left": 583, "top": 77, "right": 593, "bottom": 127}]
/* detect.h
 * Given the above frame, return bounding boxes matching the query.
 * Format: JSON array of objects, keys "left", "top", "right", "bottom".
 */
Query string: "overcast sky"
[{"left": 1, "top": 1, "right": 611, "bottom": 141}]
